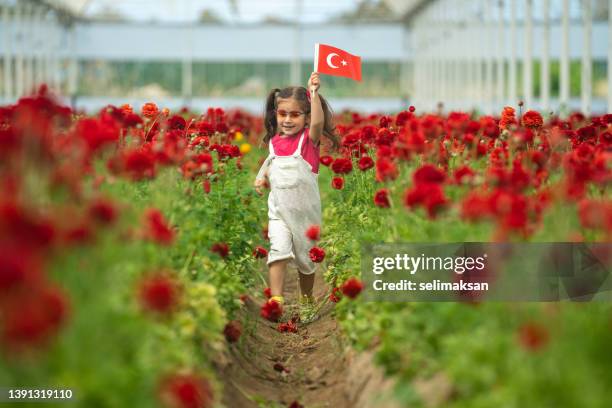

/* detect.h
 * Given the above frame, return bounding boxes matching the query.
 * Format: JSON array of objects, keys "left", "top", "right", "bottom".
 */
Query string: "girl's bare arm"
[{"left": 308, "top": 72, "right": 324, "bottom": 144}]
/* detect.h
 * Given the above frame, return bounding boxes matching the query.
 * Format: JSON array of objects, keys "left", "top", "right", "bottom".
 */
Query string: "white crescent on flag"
[{"left": 326, "top": 53, "right": 340, "bottom": 69}]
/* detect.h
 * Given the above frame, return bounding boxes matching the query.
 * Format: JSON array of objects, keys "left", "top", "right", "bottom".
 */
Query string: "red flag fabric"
[{"left": 314, "top": 43, "right": 362, "bottom": 82}]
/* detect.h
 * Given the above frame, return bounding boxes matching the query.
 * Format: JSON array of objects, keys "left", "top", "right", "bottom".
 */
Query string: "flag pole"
[{"left": 311, "top": 43, "right": 320, "bottom": 97}]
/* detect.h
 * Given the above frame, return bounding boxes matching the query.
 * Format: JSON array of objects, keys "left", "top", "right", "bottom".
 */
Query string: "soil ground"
[{"left": 218, "top": 266, "right": 401, "bottom": 408}]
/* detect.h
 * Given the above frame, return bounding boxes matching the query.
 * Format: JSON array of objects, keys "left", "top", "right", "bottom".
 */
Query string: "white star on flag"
[{"left": 341, "top": 60, "right": 348, "bottom": 66}]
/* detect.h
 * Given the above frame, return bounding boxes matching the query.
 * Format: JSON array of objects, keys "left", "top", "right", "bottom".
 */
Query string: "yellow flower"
[
  {"left": 240, "top": 143, "right": 252, "bottom": 154},
  {"left": 234, "top": 131, "right": 244, "bottom": 142}
]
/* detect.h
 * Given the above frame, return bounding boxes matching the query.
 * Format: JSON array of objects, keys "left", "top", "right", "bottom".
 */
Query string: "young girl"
[{"left": 254, "top": 72, "right": 338, "bottom": 323}]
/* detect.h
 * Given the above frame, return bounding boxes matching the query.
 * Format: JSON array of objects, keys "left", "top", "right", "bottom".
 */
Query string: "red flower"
[
  {"left": 460, "top": 191, "right": 491, "bottom": 222},
  {"left": 288, "top": 402, "right": 304, "bottom": 408},
  {"left": 375, "top": 157, "right": 398, "bottom": 182},
  {"left": 358, "top": 156, "right": 374, "bottom": 171},
  {"left": 263, "top": 287, "right": 272, "bottom": 298},
  {"left": 223, "top": 320, "right": 242, "bottom": 343},
  {"left": 453, "top": 165, "right": 475, "bottom": 185},
  {"left": 144, "top": 208, "right": 175, "bottom": 245},
  {"left": 517, "top": 322, "right": 549, "bottom": 352},
  {"left": 157, "top": 372, "right": 213, "bottom": 408},
  {"left": 138, "top": 271, "right": 182, "bottom": 315},
  {"left": 499, "top": 106, "right": 517, "bottom": 130},
  {"left": 88, "top": 198, "right": 118, "bottom": 225},
  {"left": 404, "top": 183, "right": 448, "bottom": 219},
  {"left": 123, "top": 148, "right": 156, "bottom": 180},
  {"left": 0, "top": 201, "right": 56, "bottom": 249},
  {"left": 305, "top": 225, "right": 320, "bottom": 241},
  {"left": 278, "top": 321, "right": 298, "bottom": 333},
  {"left": 309, "top": 246, "right": 325, "bottom": 263},
  {"left": 141, "top": 102, "right": 159, "bottom": 118},
  {"left": 331, "top": 158, "right": 353, "bottom": 174},
  {"left": 395, "top": 111, "right": 412, "bottom": 127},
  {"left": 341, "top": 277, "right": 364, "bottom": 299},
  {"left": 413, "top": 164, "right": 446, "bottom": 185},
  {"left": 379, "top": 115, "right": 392, "bottom": 128},
  {"left": 331, "top": 177, "right": 344, "bottom": 190},
  {"left": 522, "top": 110, "right": 543, "bottom": 129},
  {"left": 210, "top": 242, "right": 229, "bottom": 258},
  {"left": 260, "top": 299, "right": 283, "bottom": 322},
  {"left": 373, "top": 189, "right": 391, "bottom": 208},
  {"left": 202, "top": 179, "right": 211, "bottom": 194},
  {"left": 329, "top": 287, "right": 342, "bottom": 302},
  {"left": 253, "top": 246, "right": 268, "bottom": 259},
  {"left": 409, "top": 105, "right": 416, "bottom": 113},
  {"left": 319, "top": 155, "right": 333, "bottom": 166},
  {"left": 0, "top": 246, "right": 44, "bottom": 295},
  {"left": 167, "top": 115, "right": 187, "bottom": 130},
  {"left": 75, "top": 118, "right": 119, "bottom": 153},
  {"left": 1, "top": 284, "right": 70, "bottom": 351}
]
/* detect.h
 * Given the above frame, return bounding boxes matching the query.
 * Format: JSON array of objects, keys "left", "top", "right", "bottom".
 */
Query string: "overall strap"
[
  {"left": 292, "top": 130, "right": 307, "bottom": 158},
  {"left": 268, "top": 137, "right": 276, "bottom": 157}
]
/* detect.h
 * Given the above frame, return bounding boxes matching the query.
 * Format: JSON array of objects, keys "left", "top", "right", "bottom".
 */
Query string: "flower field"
[{"left": 0, "top": 85, "right": 611, "bottom": 407}]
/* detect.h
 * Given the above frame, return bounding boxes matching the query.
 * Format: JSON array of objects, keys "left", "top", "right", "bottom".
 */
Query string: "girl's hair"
[{"left": 264, "top": 86, "right": 339, "bottom": 149}]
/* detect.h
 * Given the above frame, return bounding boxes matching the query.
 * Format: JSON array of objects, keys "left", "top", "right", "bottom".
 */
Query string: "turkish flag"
[{"left": 314, "top": 43, "right": 362, "bottom": 82}]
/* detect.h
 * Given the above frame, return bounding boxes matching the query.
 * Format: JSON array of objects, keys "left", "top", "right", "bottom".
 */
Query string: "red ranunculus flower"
[
  {"left": 141, "top": 102, "right": 159, "bottom": 118},
  {"left": 157, "top": 372, "right": 213, "bottom": 408},
  {"left": 75, "top": 117, "right": 119, "bottom": 153},
  {"left": 319, "top": 155, "right": 333, "bottom": 166},
  {"left": 331, "top": 157, "right": 353, "bottom": 174},
  {"left": 358, "top": 156, "right": 374, "bottom": 171},
  {"left": 373, "top": 189, "right": 391, "bottom": 208},
  {"left": 88, "top": 198, "right": 118, "bottom": 225},
  {"left": 453, "top": 165, "right": 475, "bottom": 185},
  {"left": 331, "top": 177, "right": 344, "bottom": 190},
  {"left": 260, "top": 299, "right": 283, "bottom": 322},
  {"left": 263, "top": 287, "right": 272, "bottom": 298},
  {"left": 341, "top": 277, "right": 364, "bottom": 299},
  {"left": 223, "top": 320, "right": 242, "bottom": 343},
  {"left": 413, "top": 164, "right": 446, "bottom": 185},
  {"left": 137, "top": 271, "right": 181, "bottom": 316},
  {"left": 167, "top": 115, "right": 187, "bottom": 130},
  {"left": 144, "top": 208, "right": 175, "bottom": 245},
  {"left": 123, "top": 148, "right": 156, "bottom": 180},
  {"left": 499, "top": 106, "right": 517, "bottom": 130},
  {"left": 277, "top": 321, "right": 298, "bottom": 333},
  {"left": 211, "top": 242, "right": 230, "bottom": 258},
  {"left": 305, "top": 225, "right": 320, "bottom": 241},
  {"left": 309, "top": 246, "right": 325, "bottom": 263},
  {"left": 253, "top": 246, "right": 268, "bottom": 259},
  {"left": 202, "top": 179, "right": 211, "bottom": 194},
  {"left": 375, "top": 157, "right": 398, "bottom": 182},
  {"left": 1, "top": 284, "right": 70, "bottom": 351},
  {"left": 329, "top": 287, "right": 342, "bottom": 302},
  {"left": 521, "top": 110, "right": 543, "bottom": 129},
  {"left": 404, "top": 183, "right": 448, "bottom": 219}
]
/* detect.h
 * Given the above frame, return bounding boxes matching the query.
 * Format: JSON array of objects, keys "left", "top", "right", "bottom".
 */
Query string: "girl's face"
[{"left": 276, "top": 97, "right": 309, "bottom": 136}]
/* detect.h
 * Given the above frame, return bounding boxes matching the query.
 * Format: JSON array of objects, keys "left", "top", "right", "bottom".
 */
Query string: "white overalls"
[{"left": 256, "top": 130, "right": 322, "bottom": 275}]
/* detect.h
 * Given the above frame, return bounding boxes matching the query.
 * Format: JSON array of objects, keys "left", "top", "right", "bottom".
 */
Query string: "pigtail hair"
[
  {"left": 317, "top": 93, "right": 340, "bottom": 150},
  {"left": 264, "top": 88, "right": 281, "bottom": 144}
]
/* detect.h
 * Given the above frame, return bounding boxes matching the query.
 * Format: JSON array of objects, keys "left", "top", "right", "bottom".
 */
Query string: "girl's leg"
[
  {"left": 269, "top": 259, "right": 289, "bottom": 297},
  {"left": 298, "top": 271, "right": 315, "bottom": 298}
]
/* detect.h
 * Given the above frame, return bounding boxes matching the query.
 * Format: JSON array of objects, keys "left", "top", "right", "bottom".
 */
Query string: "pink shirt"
[{"left": 271, "top": 128, "right": 320, "bottom": 174}]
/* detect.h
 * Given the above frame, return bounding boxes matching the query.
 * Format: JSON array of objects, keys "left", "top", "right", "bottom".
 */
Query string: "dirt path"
[{"left": 218, "top": 266, "right": 400, "bottom": 408}]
